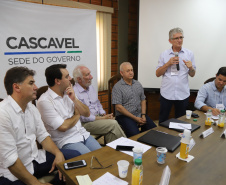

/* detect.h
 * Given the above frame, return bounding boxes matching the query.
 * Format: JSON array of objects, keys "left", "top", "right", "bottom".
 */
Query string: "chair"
[
  {"left": 108, "top": 73, "right": 122, "bottom": 114},
  {"left": 204, "top": 77, "right": 215, "bottom": 84},
  {"left": 32, "top": 86, "right": 48, "bottom": 106}
]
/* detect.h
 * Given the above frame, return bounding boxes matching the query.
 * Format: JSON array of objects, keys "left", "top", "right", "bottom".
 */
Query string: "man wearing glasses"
[{"left": 156, "top": 27, "right": 196, "bottom": 123}]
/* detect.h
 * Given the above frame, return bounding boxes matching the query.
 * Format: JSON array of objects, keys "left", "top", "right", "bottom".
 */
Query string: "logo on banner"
[{"left": 5, "top": 37, "right": 82, "bottom": 65}]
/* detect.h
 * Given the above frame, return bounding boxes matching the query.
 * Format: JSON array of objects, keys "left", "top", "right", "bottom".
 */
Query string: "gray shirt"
[{"left": 112, "top": 79, "right": 146, "bottom": 117}]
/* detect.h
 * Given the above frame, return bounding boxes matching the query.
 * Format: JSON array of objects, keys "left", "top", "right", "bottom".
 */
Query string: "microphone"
[{"left": 174, "top": 52, "right": 179, "bottom": 71}]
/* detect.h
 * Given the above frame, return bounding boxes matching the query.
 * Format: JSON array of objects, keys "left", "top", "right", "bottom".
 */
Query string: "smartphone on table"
[
  {"left": 64, "top": 160, "right": 87, "bottom": 170},
  {"left": 116, "top": 145, "right": 134, "bottom": 151}
]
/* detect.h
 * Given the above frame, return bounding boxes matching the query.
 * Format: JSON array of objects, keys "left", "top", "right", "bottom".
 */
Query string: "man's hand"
[
  {"left": 212, "top": 108, "right": 221, "bottom": 116},
  {"left": 141, "top": 114, "right": 146, "bottom": 123},
  {"left": 65, "top": 84, "right": 76, "bottom": 102},
  {"left": 49, "top": 152, "right": 65, "bottom": 181},
  {"left": 167, "top": 56, "right": 179, "bottom": 66},
  {"left": 134, "top": 116, "right": 146, "bottom": 125},
  {"left": 103, "top": 113, "right": 114, "bottom": 119},
  {"left": 96, "top": 113, "right": 115, "bottom": 120},
  {"left": 183, "top": 60, "right": 192, "bottom": 69}
]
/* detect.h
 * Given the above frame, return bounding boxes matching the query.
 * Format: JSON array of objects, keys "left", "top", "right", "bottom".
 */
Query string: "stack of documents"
[{"left": 107, "top": 137, "right": 151, "bottom": 156}]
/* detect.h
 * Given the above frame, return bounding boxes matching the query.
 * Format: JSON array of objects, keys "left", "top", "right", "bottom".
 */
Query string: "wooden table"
[{"left": 57, "top": 110, "right": 226, "bottom": 185}]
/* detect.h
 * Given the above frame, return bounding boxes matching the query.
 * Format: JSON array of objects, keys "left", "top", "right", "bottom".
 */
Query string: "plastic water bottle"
[
  {"left": 180, "top": 129, "right": 191, "bottom": 159},
  {"left": 205, "top": 109, "right": 212, "bottom": 126},
  {"left": 218, "top": 110, "right": 225, "bottom": 128},
  {"left": 132, "top": 159, "right": 143, "bottom": 185}
]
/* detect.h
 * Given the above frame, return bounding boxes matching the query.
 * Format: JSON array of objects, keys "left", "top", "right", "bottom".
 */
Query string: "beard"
[{"left": 82, "top": 79, "right": 92, "bottom": 88}]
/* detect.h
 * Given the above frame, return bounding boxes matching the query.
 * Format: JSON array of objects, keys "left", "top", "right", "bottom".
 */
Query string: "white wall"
[{"left": 138, "top": 0, "right": 226, "bottom": 90}]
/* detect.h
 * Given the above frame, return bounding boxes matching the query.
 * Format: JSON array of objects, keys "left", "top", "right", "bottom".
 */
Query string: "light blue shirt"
[
  {"left": 157, "top": 47, "right": 196, "bottom": 100},
  {"left": 73, "top": 83, "right": 105, "bottom": 122},
  {"left": 195, "top": 81, "right": 226, "bottom": 110}
]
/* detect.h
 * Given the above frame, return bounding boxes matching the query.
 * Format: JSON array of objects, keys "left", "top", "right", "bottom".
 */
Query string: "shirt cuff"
[
  {"left": 3, "top": 153, "right": 18, "bottom": 168},
  {"left": 80, "top": 114, "right": 96, "bottom": 122}
]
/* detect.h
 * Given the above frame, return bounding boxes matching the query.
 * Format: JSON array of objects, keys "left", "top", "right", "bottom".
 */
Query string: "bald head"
[
  {"left": 120, "top": 62, "right": 134, "bottom": 82},
  {"left": 120, "top": 62, "right": 132, "bottom": 72}
]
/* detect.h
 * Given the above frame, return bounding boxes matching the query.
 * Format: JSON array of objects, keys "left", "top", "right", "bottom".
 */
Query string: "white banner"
[{"left": 0, "top": 0, "right": 97, "bottom": 98}]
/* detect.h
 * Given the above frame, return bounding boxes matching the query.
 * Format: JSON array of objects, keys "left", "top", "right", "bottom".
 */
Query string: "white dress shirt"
[
  {"left": 37, "top": 88, "right": 90, "bottom": 149},
  {"left": 156, "top": 47, "right": 196, "bottom": 100},
  {"left": 0, "top": 96, "right": 49, "bottom": 181}
]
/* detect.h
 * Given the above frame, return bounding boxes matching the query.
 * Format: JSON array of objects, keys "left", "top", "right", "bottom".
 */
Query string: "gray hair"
[
  {"left": 120, "top": 62, "right": 132, "bottom": 72},
  {"left": 73, "top": 65, "right": 87, "bottom": 83},
  {"left": 169, "top": 27, "right": 184, "bottom": 40}
]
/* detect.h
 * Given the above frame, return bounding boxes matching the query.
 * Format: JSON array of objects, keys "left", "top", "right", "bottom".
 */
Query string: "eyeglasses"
[
  {"left": 171, "top": 36, "right": 184, "bottom": 41},
  {"left": 90, "top": 156, "right": 113, "bottom": 169}
]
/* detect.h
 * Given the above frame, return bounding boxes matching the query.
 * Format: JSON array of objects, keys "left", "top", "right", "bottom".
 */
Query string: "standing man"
[
  {"left": 37, "top": 64, "right": 101, "bottom": 155},
  {"left": 156, "top": 27, "right": 196, "bottom": 123},
  {"left": 195, "top": 67, "right": 226, "bottom": 116},
  {"left": 112, "top": 62, "right": 156, "bottom": 137},
  {"left": 73, "top": 65, "right": 126, "bottom": 144},
  {"left": 0, "top": 67, "right": 80, "bottom": 185}
]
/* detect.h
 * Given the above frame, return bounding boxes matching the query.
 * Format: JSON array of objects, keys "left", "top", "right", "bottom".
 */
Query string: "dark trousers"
[
  {"left": 116, "top": 114, "right": 156, "bottom": 137},
  {"left": 159, "top": 95, "right": 189, "bottom": 123},
  {"left": 0, "top": 149, "right": 80, "bottom": 185}
]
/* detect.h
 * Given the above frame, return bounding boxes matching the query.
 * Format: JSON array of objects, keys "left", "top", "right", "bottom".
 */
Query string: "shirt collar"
[
  {"left": 75, "top": 83, "right": 89, "bottom": 93},
  {"left": 120, "top": 78, "right": 135, "bottom": 85},
  {"left": 47, "top": 87, "right": 63, "bottom": 99},
  {"left": 8, "top": 95, "right": 26, "bottom": 113},
  {"left": 169, "top": 47, "right": 185, "bottom": 55}
]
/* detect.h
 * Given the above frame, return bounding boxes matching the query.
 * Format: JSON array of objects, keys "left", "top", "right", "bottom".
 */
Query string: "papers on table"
[
  {"left": 169, "top": 122, "right": 191, "bottom": 130},
  {"left": 107, "top": 137, "right": 151, "bottom": 157},
  {"left": 76, "top": 175, "right": 92, "bottom": 185},
  {"left": 92, "top": 172, "right": 128, "bottom": 185}
]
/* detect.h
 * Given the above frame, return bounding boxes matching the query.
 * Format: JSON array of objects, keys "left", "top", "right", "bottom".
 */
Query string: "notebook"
[
  {"left": 137, "top": 130, "right": 181, "bottom": 152},
  {"left": 159, "top": 118, "right": 200, "bottom": 133}
]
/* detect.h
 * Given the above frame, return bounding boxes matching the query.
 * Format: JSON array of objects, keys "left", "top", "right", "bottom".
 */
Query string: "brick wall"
[
  {"left": 97, "top": 0, "right": 119, "bottom": 114},
  {"left": 77, "top": 0, "right": 139, "bottom": 114},
  {"left": 97, "top": 0, "right": 139, "bottom": 114}
]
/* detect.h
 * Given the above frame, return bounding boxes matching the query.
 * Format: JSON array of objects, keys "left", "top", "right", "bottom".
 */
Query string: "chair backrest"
[
  {"left": 108, "top": 73, "right": 121, "bottom": 114},
  {"left": 32, "top": 86, "right": 48, "bottom": 106},
  {"left": 204, "top": 77, "right": 215, "bottom": 84},
  {"left": 70, "top": 78, "right": 75, "bottom": 86}
]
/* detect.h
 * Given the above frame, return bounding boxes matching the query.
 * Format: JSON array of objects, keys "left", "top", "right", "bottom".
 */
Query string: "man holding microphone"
[{"left": 156, "top": 27, "right": 196, "bottom": 123}]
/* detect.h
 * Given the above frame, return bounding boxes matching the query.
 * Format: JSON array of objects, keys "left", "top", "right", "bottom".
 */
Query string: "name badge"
[{"left": 171, "top": 65, "right": 178, "bottom": 76}]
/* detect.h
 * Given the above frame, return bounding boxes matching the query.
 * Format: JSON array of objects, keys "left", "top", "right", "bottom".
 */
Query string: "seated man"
[
  {"left": 37, "top": 64, "right": 101, "bottom": 155},
  {"left": 112, "top": 62, "right": 156, "bottom": 137},
  {"left": 195, "top": 67, "right": 226, "bottom": 116},
  {"left": 73, "top": 65, "right": 126, "bottom": 143},
  {"left": 0, "top": 66, "right": 80, "bottom": 185}
]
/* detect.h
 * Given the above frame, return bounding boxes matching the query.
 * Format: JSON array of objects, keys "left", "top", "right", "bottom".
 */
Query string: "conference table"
[{"left": 57, "top": 110, "right": 226, "bottom": 185}]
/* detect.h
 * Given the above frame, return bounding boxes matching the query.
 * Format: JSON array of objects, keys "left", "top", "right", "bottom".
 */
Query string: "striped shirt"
[{"left": 112, "top": 79, "right": 145, "bottom": 117}]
